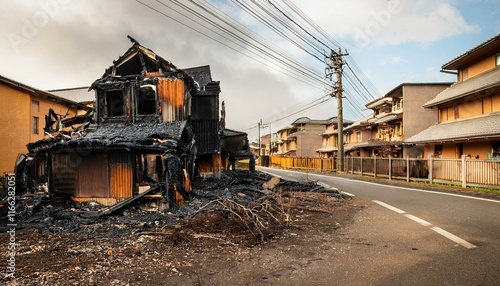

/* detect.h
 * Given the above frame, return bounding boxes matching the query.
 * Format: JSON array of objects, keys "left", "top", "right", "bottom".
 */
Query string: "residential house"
[
  {"left": 259, "top": 133, "right": 272, "bottom": 156},
  {"left": 407, "top": 34, "right": 500, "bottom": 160},
  {"left": 0, "top": 75, "right": 87, "bottom": 176},
  {"left": 19, "top": 37, "right": 250, "bottom": 207},
  {"left": 249, "top": 142, "right": 259, "bottom": 155},
  {"left": 316, "top": 116, "right": 353, "bottom": 158},
  {"left": 275, "top": 125, "right": 297, "bottom": 156},
  {"left": 275, "top": 117, "right": 327, "bottom": 157},
  {"left": 344, "top": 83, "right": 452, "bottom": 158}
]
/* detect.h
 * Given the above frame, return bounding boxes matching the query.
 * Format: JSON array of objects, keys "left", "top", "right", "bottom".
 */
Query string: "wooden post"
[
  {"left": 406, "top": 156, "right": 410, "bottom": 182},
  {"left": 389, "top": 156, "right": 392, "bottom": 180},
  {"left": 429, "top": 157, "right": 433, "bottom": 184},
  {"left": 374, "top": 156, "right": 377, "bottom": 178},
  {"left": 360, "top": 156, "right": 363, "bottom": 176},
  {"left": 461, "top": 155, "right": 467, "bottom": 188}
]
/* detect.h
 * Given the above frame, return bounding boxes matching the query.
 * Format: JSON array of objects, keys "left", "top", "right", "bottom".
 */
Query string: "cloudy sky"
[{"left": 1, "top": 0, "right": 499, "bottom": 141}]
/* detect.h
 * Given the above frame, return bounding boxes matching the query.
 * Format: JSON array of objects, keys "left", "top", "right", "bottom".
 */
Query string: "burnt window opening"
[
  {"left": 105, "top": 90, "right": 125, "bottom": 117},
  {"left": 137, "top": 85, "right": 157, "bottom": 115}
]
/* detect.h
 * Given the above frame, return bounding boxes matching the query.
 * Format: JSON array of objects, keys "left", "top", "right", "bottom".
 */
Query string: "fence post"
[
  {"left": 374, "top": 156, "right": 377, "bottom": 178},
  {"left": 351, "top": 156, "right": 354, "bottom": 173},
  {"left": 360, "top": 156, "right": 363, "bottom": 176},
  {"left": 406, "top": 156, "right": 410, "bottom": 182},
  {"left": 461, "top": 155, "right": 467, "bottom": 188},
  {"left": 429, "top": 157, "right": 433, "bottom": 184},
  {"left": 389, "top": 156, "right": 392, "bottom": 180}
]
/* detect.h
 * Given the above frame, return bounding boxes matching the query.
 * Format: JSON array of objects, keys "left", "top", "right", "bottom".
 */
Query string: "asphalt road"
[{"left": 258, "top": 166, "right": 500, "bottom": 285}]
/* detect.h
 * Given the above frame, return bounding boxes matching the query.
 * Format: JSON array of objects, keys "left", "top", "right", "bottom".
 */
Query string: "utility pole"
[
  {"left": 326, "top": 48, "right": 348, "bottom": 172},
  {"left": 258, "top": 119, "right": 262, "bottom": 157},
  {"left": 269, "top": 123, "right": 272, "bottom": 156}
]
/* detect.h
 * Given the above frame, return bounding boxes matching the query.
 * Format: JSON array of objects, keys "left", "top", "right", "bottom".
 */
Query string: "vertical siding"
[
  {"left": 191, "top": 120, "right": 220, "bottom": 154},
  {"left": 158, "top": 78, "right": 186, "bottom": 122},
  {"left": 76, "top": 152, "right": 109, "bottom": 197},
  {"left": 109, "top": 151, "right": 133, "bottom": 198},
  {"left": 51, "top": 153, "right": 77, "bottom": 195}
]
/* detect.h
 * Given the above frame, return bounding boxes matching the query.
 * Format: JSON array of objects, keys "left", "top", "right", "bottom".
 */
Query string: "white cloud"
[{"left": 292, "top": 0, "right": 479, "bottom": 49}]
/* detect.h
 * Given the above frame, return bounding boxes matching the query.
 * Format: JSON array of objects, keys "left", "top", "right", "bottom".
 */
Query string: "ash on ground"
[{"left": 2, "top": 170, "right": 346, "bottom": 242}]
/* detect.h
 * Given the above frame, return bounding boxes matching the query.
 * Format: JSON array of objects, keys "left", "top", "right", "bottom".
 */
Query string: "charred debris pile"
[{"left": 2, "top": 170, "right": 347, "bottom": 245}]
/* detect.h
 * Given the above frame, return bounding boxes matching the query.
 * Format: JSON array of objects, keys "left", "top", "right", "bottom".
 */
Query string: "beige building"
[
  {"left": 407, "top": 34, "right": 500, "bottom": 159},
  {"left": 344, "top": 83, "right": 452, "bottom": 158},
  {"left": 276, "top": 117, "right": 327, "bottom": 157},
  {"left": 317, "top": 116, "right": 353, "bottom": 158},
  {"left": 0, "top": 75, "right": 85, "bottom": 175}
]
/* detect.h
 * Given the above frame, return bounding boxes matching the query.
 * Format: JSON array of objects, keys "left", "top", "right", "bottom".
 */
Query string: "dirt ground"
[{"left": 0, "top": 171, "right": 366, "bottom": 285}]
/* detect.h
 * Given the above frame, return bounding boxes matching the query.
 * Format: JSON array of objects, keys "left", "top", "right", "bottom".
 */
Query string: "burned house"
[{"left": 19, "top": 37, "right": 251, "bottom": 208}]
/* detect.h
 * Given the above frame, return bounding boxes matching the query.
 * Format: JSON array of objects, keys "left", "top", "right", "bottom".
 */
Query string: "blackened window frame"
[
  {"left": 136, "top": 84, "right": 158, "bottom": 117},
  {"left": 104, "top": 89, "right": 125, "bottom": 118}
]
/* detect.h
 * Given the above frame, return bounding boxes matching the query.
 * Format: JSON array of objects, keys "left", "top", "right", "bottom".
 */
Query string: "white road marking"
[
  {"left": 258, "top": 169, "right": 282, "bottom": 178},
  {"left": 340, "top": 191, "right": 355, "bottom": 197},
  {"left": 374, "top": 200, "right": 476, "bottom": 249},
  {"left": 431, "top": 227, "right": 477, "bottom": 249},
  {"left": 404, "top": 214, "right": 432, "bottom": 226},
  {"left": 373, "top": 200, "right": 406, "bottom": 214},
  {"left": 318, "top": 181, "right": 354, "bottom": 197}
]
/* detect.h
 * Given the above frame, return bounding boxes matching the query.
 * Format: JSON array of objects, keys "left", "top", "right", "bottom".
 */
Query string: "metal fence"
[{"left": 269, "top": 155, "right": 500, "bottom": 189}]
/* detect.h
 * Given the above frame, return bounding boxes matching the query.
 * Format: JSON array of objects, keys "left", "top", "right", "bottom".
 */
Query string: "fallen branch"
[
  {"left": 290, "top": 205, "right": 336, "bottom": 215},
  {"left": 192, "top": 233, "right": 238, "bottom": 246}
]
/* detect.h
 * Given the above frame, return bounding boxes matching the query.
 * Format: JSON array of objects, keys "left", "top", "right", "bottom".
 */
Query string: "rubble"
[
  {"left": 0, "top": 169, "right": 352, "bottom": 285},
  {"left": 1, "top": 170, "right": 345, "bottom": 235}
]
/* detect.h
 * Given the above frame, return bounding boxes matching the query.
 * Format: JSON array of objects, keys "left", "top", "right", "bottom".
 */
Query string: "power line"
[{"left": 138, "top": 0, "right": 379, "bottom": 127}]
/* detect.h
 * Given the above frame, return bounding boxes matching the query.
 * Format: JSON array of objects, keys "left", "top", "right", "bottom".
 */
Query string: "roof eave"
[{"left": 442, "top": 34, "right": 500, "bottom": 70}]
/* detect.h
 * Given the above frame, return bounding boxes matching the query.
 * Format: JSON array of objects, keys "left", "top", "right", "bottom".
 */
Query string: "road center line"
[
  {"left": 373, "top": 200, "right": 406, "bottom": 214},
  {"left": 373, "top": 200, "right": 476, "bottom": 249},
  {"left": 431, "top": 227, "right": 477, "bottom": 249},
  {"left": 404, "top": 214, "right": 432, "bottom": 226}
]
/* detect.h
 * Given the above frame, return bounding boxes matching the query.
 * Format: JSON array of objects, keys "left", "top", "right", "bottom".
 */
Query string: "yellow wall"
[
  {"left": 463, "top": 141, "right": 491, "bottom": 160},
  {"left": 0, "top": 84, "right": 30, "bottom": 174},
  {"left": 467, "top": 54, "right": 496, "bottom": 78},
  {"left": 440, "top": 93, "right": 500, "bottom": 123},
  {"left": 493, "top": 93, "right": 500, "bottom": 111},
  {"left": 326, "top": 124, "right": 334, "bottom": 132},
  {"left": 457, "top": 98, "right": 482, "bottom": 119},
  {"left": 423, "top": 145, "right": 433, "bottom": 158},
  {"left": 424, "top": 141, "right": 493, "bottom": 159},
  {"left": 442, "top": 143, "right": 456, "bottom": 159},
  {"left": 0, "top": 83, "right": 78, "bottom": 174}
]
